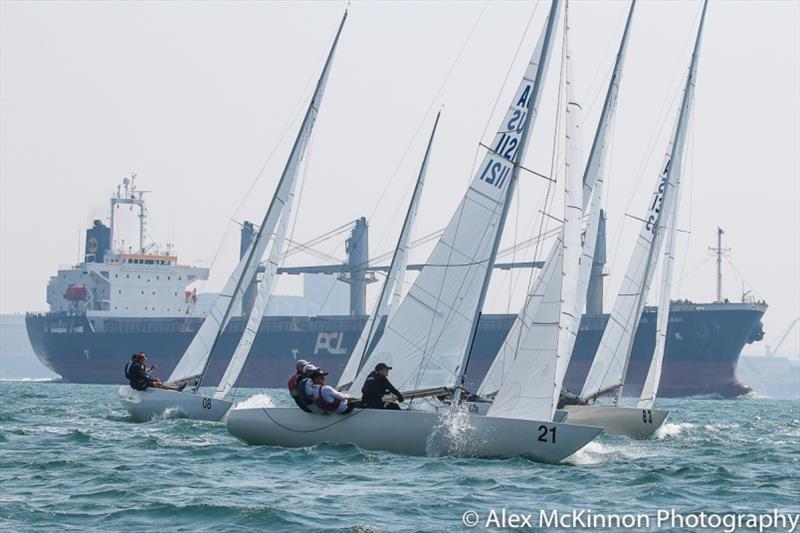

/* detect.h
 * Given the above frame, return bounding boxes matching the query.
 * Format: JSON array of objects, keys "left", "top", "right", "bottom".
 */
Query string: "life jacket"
[
  {"left": 296, "top": 377, "right": 314, "bottom": 406},
  {"left": 313, "top": 386, "right": 342, "bottom": 412},
  {"left": 288, "top": 373, "right": 301, "bottom": 397}
]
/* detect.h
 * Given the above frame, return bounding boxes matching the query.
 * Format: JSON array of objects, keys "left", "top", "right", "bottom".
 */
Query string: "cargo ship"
[{"left": 26, "top": 177, "right": 767, "bottom": 397}]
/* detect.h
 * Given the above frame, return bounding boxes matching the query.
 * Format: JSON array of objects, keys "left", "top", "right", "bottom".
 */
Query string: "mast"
[
  {"left": 454, "top": 0, "right": 562, "bottom": 404},
  {"left": 614, "top": 0, "right": 708, "bottom": 404},
  {"left": 191, "top": 11, "right": 348, "bottom": 391},
  {"left": 338, "top": 111, "right": 441, "bottom": 389},
  {"left": 581, "top": 0, "right": 635, "bottom": 200},
  {"left": 709, "top": 227, "right": 728, "bottom": 302}
]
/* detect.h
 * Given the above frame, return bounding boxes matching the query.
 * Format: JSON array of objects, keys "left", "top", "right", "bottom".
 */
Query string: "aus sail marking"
[
  {"left": 645, "top": 158, "right": 673, "bottom": 233},
  {"left": 479, "top": 83, "right": 533, "bottom": 190}
]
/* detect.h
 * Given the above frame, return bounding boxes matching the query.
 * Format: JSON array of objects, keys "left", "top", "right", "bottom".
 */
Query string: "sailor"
[
  {"left": 361, "top": 363, "right": 404, "bottom": 409},
  {"left": 124, "top": 353, "right": 182, "bottom": 391},
  {"left": 294, "top": 363, "right": 319, "bottom": 411},
  {"left": 288, "top": 359, "right": 312, "bottom": 412},
  {"left": 309, "top": 368, "right": 353, "bottom": 414}
]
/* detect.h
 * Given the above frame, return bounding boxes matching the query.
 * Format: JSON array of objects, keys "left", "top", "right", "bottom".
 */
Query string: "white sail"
[
  {"left": 479, "top": 0, "right": 634, "bottom": 399},
  {"left": 638, "top": 4, "right": 706, "bottom": 409},
  {"left": 214, "top": 188, "right": 297, "bottom": 400},
  {"left": 337, "top": 112, "right": 439, "bottom": 391},
  {"left": 350, "top": 3, "right": 561, "bottom": 396},
  {"left": 167, "top": 247, "right": 253, "bottom": 385},
  {"left": 488, "top": 10, "right": 583, "bottom": 421},
  {"left": 637, "top": 197, "right": 678, "bottom": 409},
  {"left": 580, "top": 0, "right": 705, "bottom": 403},
  {"left": 478, "top": 240, "right": 561, "bottom": 397},
  {"left": 167, "top": 12, "right": 348, "bottom": 387}
]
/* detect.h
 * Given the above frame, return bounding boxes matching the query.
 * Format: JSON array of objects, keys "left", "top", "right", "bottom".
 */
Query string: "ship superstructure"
[{"left": 45, "top": 175, "right": 208, "bottom": 319}]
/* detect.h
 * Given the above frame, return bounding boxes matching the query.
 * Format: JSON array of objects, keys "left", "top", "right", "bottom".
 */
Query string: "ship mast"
[
  {"left": 708, "top": 227, "right": 729, "bottom": 302},
  {"left": 110, "top": 173, "right": 150, "bottom": 253}
]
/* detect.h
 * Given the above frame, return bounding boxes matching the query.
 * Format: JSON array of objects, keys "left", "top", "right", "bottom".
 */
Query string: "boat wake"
[
  {"left": 233, "top": 393, "right": 276, "bottom": 410},
  {"left": 654, "top": 422, "right": 695, "bottom": 439},
  {"left": 567, "top": 441, "right": 632, "bottom": 465},
  {"left": 425, "top": 405, "right": 474, "bottom": 457}
]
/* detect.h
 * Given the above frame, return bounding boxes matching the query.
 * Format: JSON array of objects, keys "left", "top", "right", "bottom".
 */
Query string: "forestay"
[
  {"left": 487, "top": 12, "right": 584, "bottom": 422},
  {"left": 167, "top": 11, "right": 348, "bottom": 387},
  {"left": 580, "top": 0, "right": 705, "bottom": 404},
  {"left": 349, "top": 5, "right": 559, "bottom": 396},
  {"left": 337, "top": 112, "right": 439, "bottom": 391},
  {"left": 479, "top": 0, "right": 634, "bottom": 400}
]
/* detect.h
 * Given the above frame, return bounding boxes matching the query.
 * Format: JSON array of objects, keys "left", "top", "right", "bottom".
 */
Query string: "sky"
[{"left": 1, "top": 0, "right": 798, "bottom": 357}]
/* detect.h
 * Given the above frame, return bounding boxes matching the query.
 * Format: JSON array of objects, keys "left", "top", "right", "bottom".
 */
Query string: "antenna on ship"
[
  {"left": 708, "top": 227, "right": 730, "bottom": 303},
  {"left": 110, "top": 173, "right": 150, "bottom": 253}
]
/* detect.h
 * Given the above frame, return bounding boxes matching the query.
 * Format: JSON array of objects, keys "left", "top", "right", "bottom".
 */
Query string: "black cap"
[
  {"left": 310, "top": 368, "right": 329, "bottom": 378},
  {"left": 375, "top": 363, "right": 392, "bottom": 371}
]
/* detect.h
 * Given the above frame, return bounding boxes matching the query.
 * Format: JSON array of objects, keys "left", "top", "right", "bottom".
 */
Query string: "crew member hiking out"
[
  {"left": 124, "top": 353, "right": 183, "bottom": 392},
  {"left": 288, "top": 359, "right": 312, "bottom": 412},
  {"left": 309, "top": 368, "right": 353, "bottom": 414},
  {"left": 361, "top": 363, "right": 404, "bottom": 409}
]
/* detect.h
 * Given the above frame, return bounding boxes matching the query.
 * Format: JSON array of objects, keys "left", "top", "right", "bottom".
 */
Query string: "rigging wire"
[
  {"left": 364, "top": 0, "right": 492, "bottom": 259},
  {"left": 607, "top": 10, "right": 701, "bottom": 275}
]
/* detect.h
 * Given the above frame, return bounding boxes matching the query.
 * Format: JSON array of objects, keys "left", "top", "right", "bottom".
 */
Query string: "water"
[{"left": 1, "top": 383, "right": 798, "bottom": 532}]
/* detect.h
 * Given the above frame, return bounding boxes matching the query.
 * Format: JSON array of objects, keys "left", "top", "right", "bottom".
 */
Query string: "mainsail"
[
  {"left": 637, "top": 193, "right": 678, "bottom": 409},
  {"left": 638, "top": 2, "right": 705, "bottom": 408},
  {"left": 487, "top": 6, "right": 583, "bottom": 422},
  {"left": 350, "top": 0, "right": 562, "bottom": 396},
  {"left": 337, "top": 112, "right": 440, "bottom": 391},
  {"left": 580, "top": 0, "right": 706, "bottom": 403},
  {"left": 214, "top": 186, "right": 297, "bottom": 400},
  {"left": 167, "top": 11, "right": 348, "bottom": 388},
  {"left": 478, "top": 0, "right": 635, "bottom": 399}
]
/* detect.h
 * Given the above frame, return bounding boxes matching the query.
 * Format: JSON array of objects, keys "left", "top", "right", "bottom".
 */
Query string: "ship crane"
[{"left": 765, "top": 317, "right": 800, "bottom": 357}]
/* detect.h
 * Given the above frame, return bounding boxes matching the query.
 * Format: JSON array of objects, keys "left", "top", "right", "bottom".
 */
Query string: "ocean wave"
[{"left": 0, "top": 377, "right": 59, "bottom": 382}]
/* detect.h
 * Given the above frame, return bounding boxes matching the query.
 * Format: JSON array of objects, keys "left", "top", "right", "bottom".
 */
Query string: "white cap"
[
  {"left": 302, "top": 364, "right": 319, "bottom": 375},
  {"left": 295, "top": 359, "right": 310, "bottom": 371}
]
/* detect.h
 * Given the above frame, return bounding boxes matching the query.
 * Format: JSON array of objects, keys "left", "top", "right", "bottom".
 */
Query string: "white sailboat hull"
[
  {"left": 226, "top": 407, "right": 602, "bottom": 463},
  {"left": 118, "top": 386, "right": 232, "bottom": 422},
  {"left": 561, "top": 405, "right": 668, "bottom": 439}
]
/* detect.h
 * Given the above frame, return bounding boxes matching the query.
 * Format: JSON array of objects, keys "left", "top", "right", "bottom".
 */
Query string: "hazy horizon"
[{"left": 2, "top": 1, "right": 798, "bottom": 356}]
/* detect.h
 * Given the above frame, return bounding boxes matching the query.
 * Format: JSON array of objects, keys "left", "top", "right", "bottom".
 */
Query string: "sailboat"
[
  {"left": 563, "top": 0, "right": 708, "bottom": 438},
  {"left": 118, "top": 11, "right": 348, "bottom": 422},
  {"left": 336, "top": 111, "right": 439, "bottom": 394},
  {"left": 470, "top": 0, "right": 628, "bottom": 426},
  {"left": 478, "top": 0, "right": 591, "bottom": 427},
  {"left": 227, "top": 0, "right": 603, "bottom": 463}
]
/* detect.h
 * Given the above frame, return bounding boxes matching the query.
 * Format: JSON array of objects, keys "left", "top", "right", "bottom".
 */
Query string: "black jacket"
[
  {"left": 361, "top": 371, "right": 403, "bottom": 408},
  {"left": 125, "top": 361, "right": 153, "bottom": 391}
]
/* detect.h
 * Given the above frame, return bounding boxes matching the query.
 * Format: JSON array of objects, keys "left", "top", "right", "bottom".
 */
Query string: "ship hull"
[{"left": 26, "top": 302, "right": 766, "bottom": 398}]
